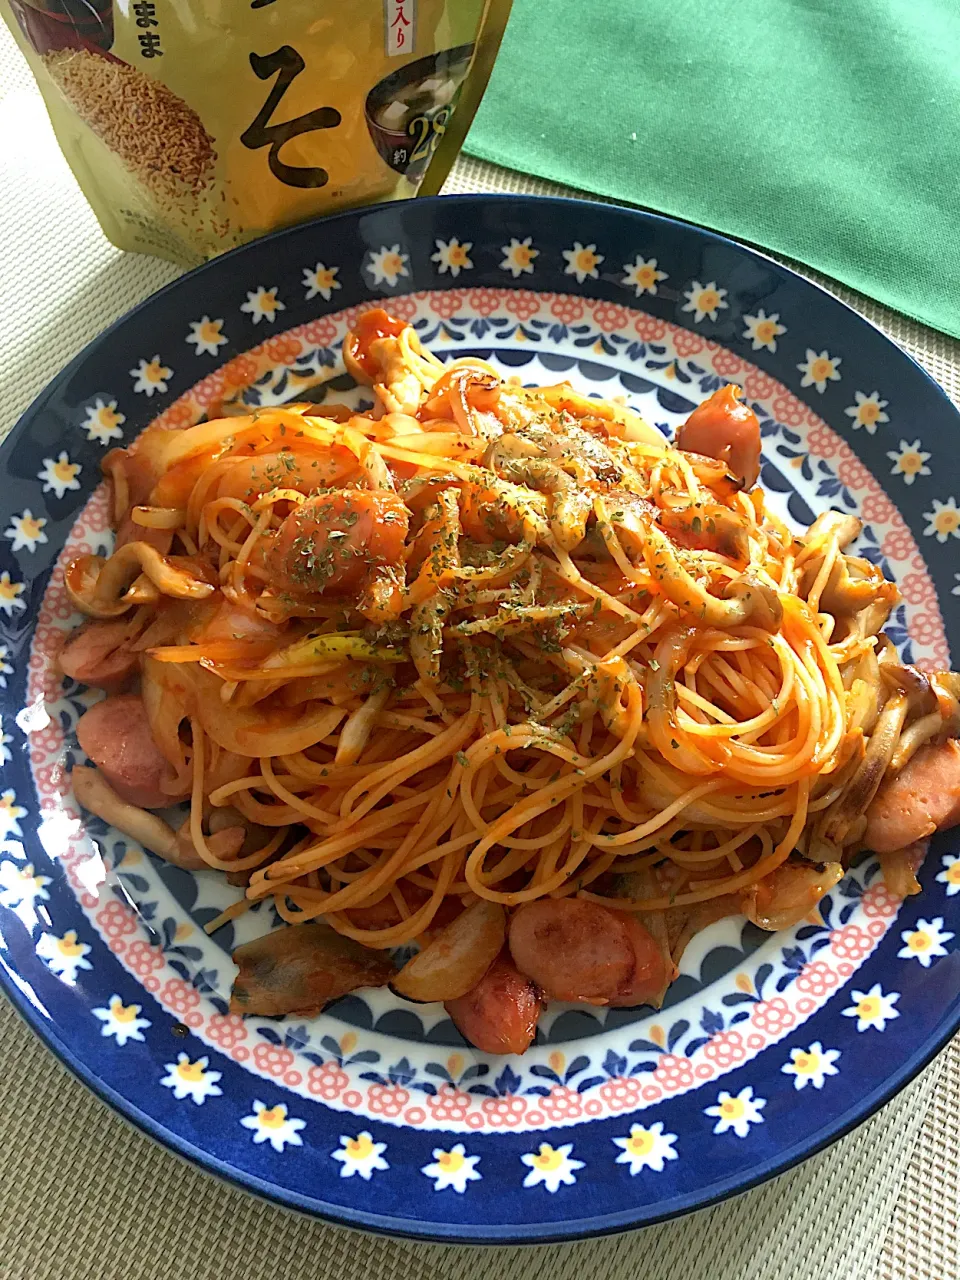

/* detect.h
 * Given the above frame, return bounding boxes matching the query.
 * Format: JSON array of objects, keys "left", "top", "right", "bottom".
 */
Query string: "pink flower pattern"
[
  {"left": 94, "top": 900, "right": 138, "bottom": 941},
  {"left": 540, "top": 1085, "right": 583, "bottom": 1122},
  {"left": 430, "top": 289, "right": 467, "bottom": 319},
  {"left": 427, "top": 1084, "right": 472, "bottom": 1123},
  {"left": 704, "top": 1031, "right": 746, "bottom": 1067},
  {"left": 253, "top": 1042, "right": 295, "bottom": 1077},
  {"left": 599, "top": 1077, "right": 643, "bottom": 1111},
  {"left": 830, "top": 925, "right": 873, "bottom": 960},
  {"left": 367, "top": 1083, "right": 410, "bottom": 1117},
  {"left": 300, "top": 316, "right": 337, "bottom": 347},
  {"left": 593, "top": 300, "right": 630, "bottom": 332},
  {"left": 549, "top": 293, "right": 585, "bottom": 324},
  {"left": 308, "top": 1062, "right": 349, "bottom": 1100},
  {"left": 795, "top": 961, "right": 840, "bottom": 996},
  {"left": 710, "top": 347, "right": 747, "bottom": 376},
  {"left": 751, "top": 997, "right": 796, "bottom": 1035},
  {"left": 481, "top": 1095, "right": 527, "bottom": 1127},
  {"left": 654, "top": 1054, "right": 695, "bottom": 1092},
  {"left": 672, "top": 328, "right": 705, "bottom": 356},
  {"left": 634, "top": 313, "right": 667, "bottom": 341},
  {"left": 505, "top": 290, "right": 541, "bottom": 322},
  {"left": 206, "top": 1014, "right": 248, "bottom": 1052}
]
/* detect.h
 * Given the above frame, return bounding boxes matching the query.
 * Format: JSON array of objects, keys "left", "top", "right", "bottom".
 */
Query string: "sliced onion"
[{"left": 392, "top": 901, "right": 506, "bottom": 1003}]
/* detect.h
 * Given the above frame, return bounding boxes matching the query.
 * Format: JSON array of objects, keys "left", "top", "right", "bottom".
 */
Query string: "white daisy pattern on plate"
[
  {"left": 521, "top": 1143, "right": 584, "bottom": 1192},
  {"left": 129, "top": 356, "right": 172, "bottom": 397},
  {"left": 36, "top": 930, "right": 92, "bottom": 985},
  {"left": 682, "top": 280, "right": 728, "bottom": 324},
  {"left": 0, "top": 727, "right": 11, "bottom": 765},
  {"left": 161, "top": 1054, "right": 223, "bottom": 1104},
  {"left": 38, "top": 452, "right": 81, "bottom": 499},
  {"left": 936, "top": 853, "right": 960, "bottom": 895},
  {"left": 923, "top": 497, "right": 960, "bottom": 543},
  {"left": 953, "top": 573, "right": 960, "bottom": 596},
  {"left": 3, "top": 510, "right": 47, "bottom": 554},
  {"left": 81, "top": 397, "right": 125, "bottom": 445},
  {"left": 302, "top": 262, "right": 341, "bottom": 302},
  {"left": 431, "top": 237, "right": 473, "bottom": 277},
  {"left": 0, "top": 788, "right": 26, "bottom": 838},
  {"left": 562, "top": 242, "right": 603, "bottom": 284},
  {"left": 500, "top": 236, "right": 538, "bottom": 277},
  {"left": 0, "top": 646, "right": 11, "bottom": 688},
  {"left": 93, "top": 995, "right": 151, "bottom": 1046},
  {"left": 898, "top": 917, "right": 954, "bottom": 967},
  {"left": 704, "top": 1086, "right": 766, "bottom": 1137},
  {"left": 613, "top": 1122, "right": 678, "bottom": 1175},
  {"left": 0, "top": 860, "right": 50, "bottom": 929},
  {"left": 367, "top": 245, "right": 409, "bottom": 289},
  {"left": 781, "top": 1042, "right": 841, "bottom": 1090},
  {"left": 0, "top": 573, "right": 25, "bottom": 616},
  {"left": 842, "top": 984, "right": 900, "bottom": 1033},
  {"left": 797, "top": 349, "right": 841, "bottom": 393},
  {"left": 241, "top": 286, "right": 285, "bottom": 325},
  {"left": 332, "top": 1131, "right": 388, "bottom": 1179},
  {"left": 742, "top": 309, "right": 786, "bottom": 352},
  {"left": 421, "top": 1144, "right": 481, "bottom": 1193},
  {"left": 622, "top": 255, "right": 667, "bottom": 297},
  {"left": 241, "top": 1101, "right": 305, "bottom": 1152},
  {"left": 186, "top": 316, "right": 228, "bottom": 357},
  {"left": 887, "top": 439, "right": 931, "bottom": 486},
  {"left": 844, "top": 390, "right": 889, "bottom": 433}
]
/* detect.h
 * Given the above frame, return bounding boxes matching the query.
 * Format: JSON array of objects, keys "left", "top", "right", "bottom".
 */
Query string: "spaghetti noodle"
[{"left": 62, "top": 309, "right": 960, "bottom": 1052}]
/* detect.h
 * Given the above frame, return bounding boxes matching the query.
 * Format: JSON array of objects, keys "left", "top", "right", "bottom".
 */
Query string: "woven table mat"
[{"left": 2, "top": 23, "right": 959, "bottom": 1278}]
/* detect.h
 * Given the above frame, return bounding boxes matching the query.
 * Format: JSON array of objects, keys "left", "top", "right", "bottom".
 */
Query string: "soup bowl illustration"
[{"left": 365, "top": 44, "right": 474, "bottom": 181}]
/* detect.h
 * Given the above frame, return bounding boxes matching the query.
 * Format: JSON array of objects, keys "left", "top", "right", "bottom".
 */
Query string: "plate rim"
[{"left": 2, "top": 191, "right": 959, "bottom": 1243}]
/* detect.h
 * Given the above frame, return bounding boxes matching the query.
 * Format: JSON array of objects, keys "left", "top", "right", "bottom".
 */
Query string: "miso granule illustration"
[{"left": 42, "top": 49, "right": 217, "bottom": 206}]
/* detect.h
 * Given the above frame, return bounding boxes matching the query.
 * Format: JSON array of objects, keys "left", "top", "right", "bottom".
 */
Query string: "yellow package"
[{"left": 2, "top": 0, "right": 511, "bottom": 265}]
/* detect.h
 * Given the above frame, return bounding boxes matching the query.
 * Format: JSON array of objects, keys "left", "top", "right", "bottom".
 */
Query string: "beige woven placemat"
[{"left": 1, "top": 24, "right": 958, "bottom": 1279}]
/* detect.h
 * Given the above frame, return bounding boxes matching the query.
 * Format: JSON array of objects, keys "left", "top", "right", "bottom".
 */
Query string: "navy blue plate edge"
[
  {"left": 1, "top": 192, "right": 959, "bottom": 1243},
  {"left": 2, "top": 193, "right": 958, "bottom": 465},
  {"left": 5, "top": 961, "right": 956, "bottom": 1245}
]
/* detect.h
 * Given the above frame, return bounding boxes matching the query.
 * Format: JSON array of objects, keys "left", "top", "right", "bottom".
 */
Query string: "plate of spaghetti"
[{"left": 2, "top": 195, "right": 959, "bottom": 1241}]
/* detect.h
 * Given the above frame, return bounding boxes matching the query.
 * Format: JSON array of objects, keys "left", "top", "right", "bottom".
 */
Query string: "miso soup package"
[{"left": 2, "top": 0, "right": 512, "bottom": 265}]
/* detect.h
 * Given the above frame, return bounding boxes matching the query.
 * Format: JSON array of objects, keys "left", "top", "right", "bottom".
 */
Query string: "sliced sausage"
[
  {"left": 608, "top": 911, "right": 674, "bottom": 1008},
  {"left": 214, "top": 448, "right": 359, "bottom": 503},
  {"left": 444, "top": 951, "right": 542, "bottom": 1055},
  {"left": 864, "top": 738, "right": 960, "bottom": 853},
  {"left": 508, "top": 898, "right": 635, "bottom": 1003},
  {"left": 76, "top": 693, "right": 191, "bottom": 809},
  {"left": 676, "top": 384, "right": 762, "bottom": 489},
  {"left": 267, "top": 488, "right": 408, "bottom": 596},
  {"left": 59, "top": 618, "right": 140, "bottom": 691}
]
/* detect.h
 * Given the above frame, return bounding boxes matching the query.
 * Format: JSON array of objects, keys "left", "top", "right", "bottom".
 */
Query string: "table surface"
[{"left": 1, "top": 24, "right": 959, "bottom": 1280}]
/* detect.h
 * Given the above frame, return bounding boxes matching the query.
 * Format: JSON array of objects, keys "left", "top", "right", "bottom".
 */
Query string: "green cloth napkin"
[{"left": 465, "top": 0, "right": 960, "bottom": 339}]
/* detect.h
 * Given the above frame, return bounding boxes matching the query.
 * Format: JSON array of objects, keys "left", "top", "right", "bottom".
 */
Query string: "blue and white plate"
[{"left": 1, "top": 195, "right": 959, "bottom": 1242}]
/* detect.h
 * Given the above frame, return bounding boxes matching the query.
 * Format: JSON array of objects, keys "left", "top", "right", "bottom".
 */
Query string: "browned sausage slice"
[
  {"left": 508, "top": 898, "right": 635, "bottom": 1003},
  {"left": 865, "top": 738, "right": 960, "bottom": 853},
  {"left": 444, "top": 951, "right": 542, "bottom": 1055},
  {"left": 59, "top": 619, "right": 139, "bottom": 692},
  {"left": 267, "top": 489, "right": 408, "bottom": 596},
  {"left": 607, "top": 911, "right": 674, "bottom": 1008},
  {"left": 676, "top": 384, "right": 762, "bottom": 489},
  {"left": 76, "top": 693, "right": 190, "bottom": 809}
]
